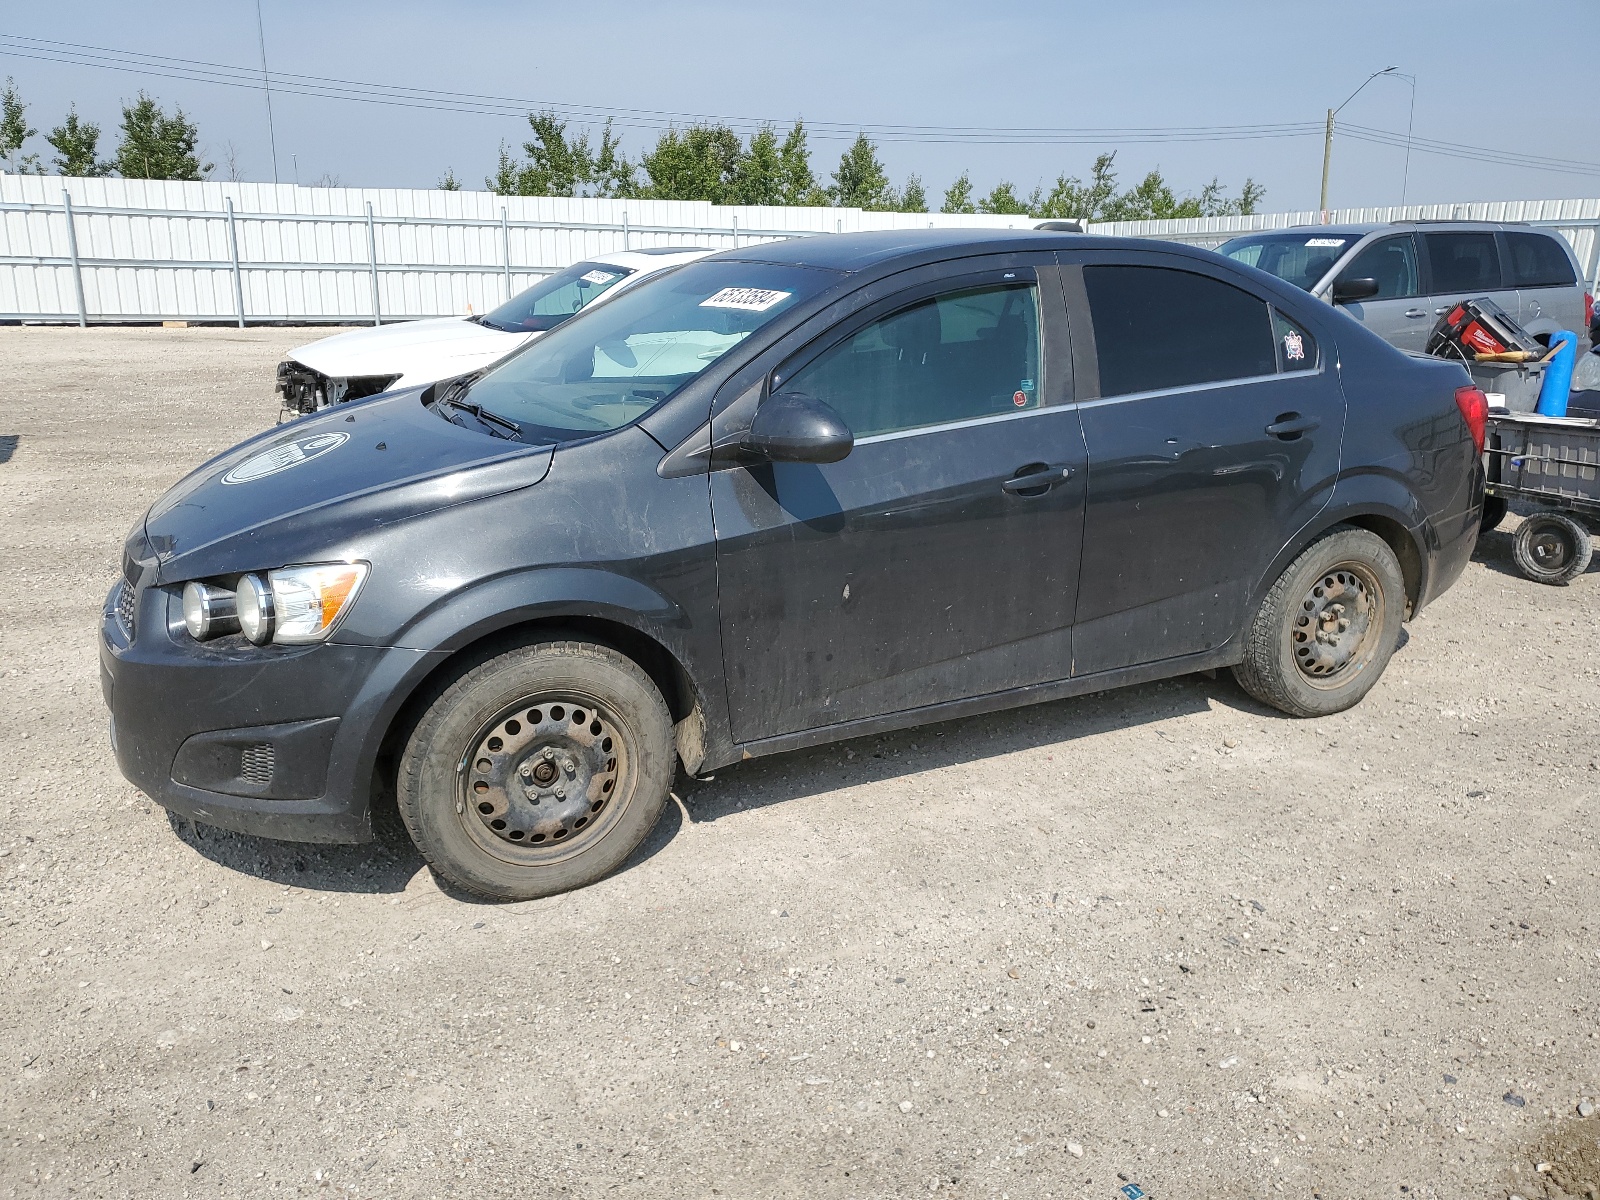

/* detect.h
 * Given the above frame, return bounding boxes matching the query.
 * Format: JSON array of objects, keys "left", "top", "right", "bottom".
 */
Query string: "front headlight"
[
  {"left": 183, "top": 562, "right": 368, "bottom": 646},
  {"left": 267, "top": 563, "right": 369, "bottom": 644}
]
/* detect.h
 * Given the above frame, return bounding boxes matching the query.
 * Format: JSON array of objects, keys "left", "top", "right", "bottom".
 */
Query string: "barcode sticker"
[
  {"left": 581, "top": 270, "right": 619, "bottom": 285},
  {"left": 700, "top": 287, "right": 792, "bottom": 312},
  {"left": 1304, "top": 238, "right": 1347, "bottom": 247}
]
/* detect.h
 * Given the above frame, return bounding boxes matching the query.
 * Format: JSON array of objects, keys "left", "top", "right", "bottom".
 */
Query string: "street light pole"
[{"left": 1319, "top": 65, "right": 1400, "bottom": 218}]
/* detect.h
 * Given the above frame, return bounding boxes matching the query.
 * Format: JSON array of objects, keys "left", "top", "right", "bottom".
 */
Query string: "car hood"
[
  {"left": 144, "top": 387, "right": 552, "bottom": 580},
  {"left": 289, "top": 317, "right": 535, "bottom": 382}
]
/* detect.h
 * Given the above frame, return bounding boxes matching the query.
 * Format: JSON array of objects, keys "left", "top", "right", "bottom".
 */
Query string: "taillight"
[
  {"left": 1455, "top": 384, "right": 1488, "bottom": 454},
  {"left": 1586, "top": 291, "right": 1594, "bottom": 329}
]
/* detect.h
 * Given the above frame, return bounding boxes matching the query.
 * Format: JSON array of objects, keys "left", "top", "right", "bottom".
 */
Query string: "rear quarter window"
[
  {"left": 1504, "top": 232, "right": 1577, "bottom": 288},
  {"left": 1084, "top": 265, "right": 1277, "bottom": 397}
]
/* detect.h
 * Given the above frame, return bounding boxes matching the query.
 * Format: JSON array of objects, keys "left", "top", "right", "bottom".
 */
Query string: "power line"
[{"left": 5, "top": 31, "right": 1600, "bottom": 180}]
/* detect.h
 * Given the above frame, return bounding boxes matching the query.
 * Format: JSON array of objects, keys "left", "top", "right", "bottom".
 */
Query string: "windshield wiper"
[{"left": 431, "top": 381, "right": 522, "bottom": 441}]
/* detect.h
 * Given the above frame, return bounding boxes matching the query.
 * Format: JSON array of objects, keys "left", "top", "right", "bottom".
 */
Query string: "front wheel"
[
  {"left": 1232, "top": 527, "right": 1406, "bottom": 718},
  {"left": 398, "top": 640, "right": 675, "bottom": 901},
  {"left": 1512, "top": 509, "right": 1593, "bottom": 584}
]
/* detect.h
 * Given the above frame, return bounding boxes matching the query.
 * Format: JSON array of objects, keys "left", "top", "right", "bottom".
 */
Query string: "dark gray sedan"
[{"left": 102, "top": 229, "right": 1485, "bottom": 899}]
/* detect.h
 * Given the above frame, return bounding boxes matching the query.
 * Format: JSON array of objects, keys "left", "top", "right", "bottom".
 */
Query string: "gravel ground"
[{"left": 2, "top": 325, "right": 1598, "bottom": 1200}]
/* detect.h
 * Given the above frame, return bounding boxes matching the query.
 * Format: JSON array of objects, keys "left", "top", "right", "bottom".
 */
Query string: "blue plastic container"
[{"left": 1535, "top": 331, "right": 1577, "bottom": 418}]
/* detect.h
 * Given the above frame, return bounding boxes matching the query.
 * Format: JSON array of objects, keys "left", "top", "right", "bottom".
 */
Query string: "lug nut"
[{"left": 554, "top": 787, "right": 566, "bottom": 799}]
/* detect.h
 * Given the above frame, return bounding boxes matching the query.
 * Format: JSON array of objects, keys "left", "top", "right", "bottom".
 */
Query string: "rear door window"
[
  {"left": 1337, "top": 235, "right": 1420, "bottom": 299},
  {"left": 1504, "top": 232, "right": 1577, "bottom": 288},
  {"left": 1425, "top": 232, "right": 1503, "bottom": 292},
  {"left": 776, "top": 279, "right": 1042, "bottom": 438},
  {"left": 1083, "top": 265, "right": 1276, "bottom": 397}
]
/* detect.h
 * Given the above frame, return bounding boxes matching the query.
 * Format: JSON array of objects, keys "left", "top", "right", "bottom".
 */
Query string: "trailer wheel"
[
  {"left": 1512, "top": 510, "right": 1593, "bottom": 585},
  {"left": 397, "top": 640, "right": 674, "bottom": 901},
  {"left": 1479, "top": 495, "right": 1509, "bottom": 533}
]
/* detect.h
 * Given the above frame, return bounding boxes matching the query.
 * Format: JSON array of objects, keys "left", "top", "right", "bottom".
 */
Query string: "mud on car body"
[{"left": 102, "top": 229, "right": 1486, "bottom": 900}]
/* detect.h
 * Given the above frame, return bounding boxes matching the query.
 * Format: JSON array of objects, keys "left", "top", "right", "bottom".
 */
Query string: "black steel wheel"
[
  {"left": 398, "top": 640, "right": 674, "bottom": 900},
  {"left": 1512, "top": 510, "right": 1593, "bottom": 585},
  {"left": 1232, "top": 526, "right": 1406, "bottom": 718}
]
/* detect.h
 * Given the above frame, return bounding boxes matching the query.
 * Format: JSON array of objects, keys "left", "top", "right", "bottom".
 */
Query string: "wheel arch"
[{"left": 1250, "top": 500, "right": 1429, "bottom": 629}]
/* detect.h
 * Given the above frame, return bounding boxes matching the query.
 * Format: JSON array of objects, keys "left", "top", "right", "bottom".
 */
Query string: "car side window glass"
[
  {"left": 1505, "top": 232, "right": 1577, "bottom": 288},
  {"left": 1337, "top": 235, "right": 1419, "bottom": 300},
  {"left": 1273, "top": 310, "right": 1317, "bottom": 372},
  {"left": 1083, "top": 265, "right": 1276, "bottom": 397},
  {"left": 776, "top": 280, "right": 1042, "bottom": 438},
  {"left": 1425, "top": 232, "right": 1503, "bottom": 293}
]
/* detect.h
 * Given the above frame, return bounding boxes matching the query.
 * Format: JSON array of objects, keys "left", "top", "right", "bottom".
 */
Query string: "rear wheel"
[
  {"left": 1232, "top": 527, "right": 1406, "bottom": 718},
  {"left": 398, "top": 640, "right": 674, "bottom": 901},
  {"left": 1512, "top": 509, "right": 1592, "bottom": 584}
]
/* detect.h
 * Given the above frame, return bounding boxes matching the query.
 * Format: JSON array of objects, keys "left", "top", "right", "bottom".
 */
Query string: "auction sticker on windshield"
[
  {"left": 1305, "top": 238, "right": 1348, "bottom": 247},
  {"left": 700, "top": 288, "right": 792, "bottom": 312},
  {"left": 221, "top": 431, "right": 349, "bottom": 485},
  {"left": 581, "top": 270, "right": 620, "bottom": 285}
]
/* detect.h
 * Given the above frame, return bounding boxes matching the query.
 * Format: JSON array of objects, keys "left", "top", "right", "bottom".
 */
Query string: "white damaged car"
[{"left": 275, "top": 246, "right": 712, "bottom": 416}]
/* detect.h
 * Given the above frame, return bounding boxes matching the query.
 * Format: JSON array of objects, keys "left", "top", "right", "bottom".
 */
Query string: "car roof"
[
  {"left": 1223, "top": 219, "right": 1551, "bottom": 241},
  {"left": 587, "top": 247, "right": 715, "bottom": 269},
  {"left": 710, "top": 227, "right": 1144, "bottom": 274}
]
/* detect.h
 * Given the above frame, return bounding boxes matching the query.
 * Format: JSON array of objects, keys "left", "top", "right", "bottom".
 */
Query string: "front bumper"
[{"left": 101, "top": 575, "right": 434, "bottom": 843}]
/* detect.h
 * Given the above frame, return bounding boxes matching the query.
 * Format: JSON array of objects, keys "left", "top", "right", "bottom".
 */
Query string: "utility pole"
[
  {"left": 1319, "top": 108, "right": 1334, "bottom": 218},
  {"left": 255, "top": 0, "right": 280, "bottom": 184}
]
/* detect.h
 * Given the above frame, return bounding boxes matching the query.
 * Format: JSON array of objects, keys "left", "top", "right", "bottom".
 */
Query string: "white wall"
[{"left": 0, "top": 175, "right": 1037, "bottom": 324}]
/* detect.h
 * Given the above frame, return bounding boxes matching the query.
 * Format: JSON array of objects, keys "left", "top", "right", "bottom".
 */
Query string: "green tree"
[
  {"left": 978, "top": 181, "right": 1032, "bottom": 215},
  {"left": 641, "top": 123, "right": 743, "bottom": 203},
  {"left": 489, "top": 112, "right": 636, "bottom": 198},
  {"left": 830, "top": 133, "right": 896, "bottom": 210},
  {"left": 896, "top": 173, "right": 928, "bottom": 213},
  {"left": 729, "top": 124, "right": 783, "bottom": 206},
  {"left": 1, "top": 77, "right": 40, "bottom": 173},
  {"left": 777, "top": 121, "right": 824, "bottom": 206},
  {"left": 940, "top": 172, "right": 976, "bottom": 214},
  {"left": 48, "top": 108, "right": 111, "bottom": 177},
  {"left": 114, "top": 93, "right": 209, "bottom": 180},
  {"left": 438, "top": 167, "right": 462, "bottom": 191},
  {"left": 1035, "top": 152, "right": 1121, "bottom": 221}
]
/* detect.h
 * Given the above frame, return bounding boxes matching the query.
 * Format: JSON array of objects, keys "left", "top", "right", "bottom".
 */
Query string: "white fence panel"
[
  {"left": 0, "top": 174, "right": 1036, "bottom": 324},
  {"left": 5, "top": 173, "right": 1596, "bottom": 324}
]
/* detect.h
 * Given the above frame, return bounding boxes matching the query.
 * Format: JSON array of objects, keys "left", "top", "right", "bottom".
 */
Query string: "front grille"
[
  {"left": 114, "top": 580, "right": 137, "bottom": 643},
  {"left": 240, "top": 743, "right": 275, "bottom": 786}
]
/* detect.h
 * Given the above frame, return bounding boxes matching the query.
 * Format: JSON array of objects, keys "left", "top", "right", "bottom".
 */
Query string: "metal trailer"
[{"left": 1483, "top": 409, "right": 1600, "bottom": 583}]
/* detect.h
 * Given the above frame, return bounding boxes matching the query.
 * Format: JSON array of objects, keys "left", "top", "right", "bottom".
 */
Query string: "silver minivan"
[{"left": 1218, "top": 221, "right": 1591, "bottom": 356}]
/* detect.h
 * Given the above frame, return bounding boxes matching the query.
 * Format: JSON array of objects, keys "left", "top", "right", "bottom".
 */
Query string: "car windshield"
[
  {"left": 455, "top": 260, "right": 838, "bottom": 440},
  {"left": 477, "top": 261, "right": 637, "bottom": 333},
  {"left": 1218, "top": 233, "right": 1363, "bottom": 291}
]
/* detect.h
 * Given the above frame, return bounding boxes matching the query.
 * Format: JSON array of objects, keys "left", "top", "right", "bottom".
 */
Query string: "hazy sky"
[{"left": 3, "top": 0, "right": 1596, "bottom": 212}]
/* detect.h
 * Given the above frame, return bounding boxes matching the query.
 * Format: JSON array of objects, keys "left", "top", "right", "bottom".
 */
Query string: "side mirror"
[
  {"left": 1331, "top": 277, "right": 1380, "bottom": 304},
  {"left": 742, "top": 392, "right": 854, "bottom": 464}
]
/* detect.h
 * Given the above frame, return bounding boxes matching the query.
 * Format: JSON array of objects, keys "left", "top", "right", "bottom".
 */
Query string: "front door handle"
[
  {"left": 1265, "top": 413, "right": 1320, "bottom": 440},
  {"left": 1002, "top": 462, "right": 1076, "bottom": 495},
  {"left": 1405, "top": 308, "right": 1428, "bottom": 319}
]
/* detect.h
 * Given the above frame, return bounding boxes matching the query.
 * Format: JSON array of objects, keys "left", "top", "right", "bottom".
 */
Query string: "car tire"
[
  {"left": 1232, "top": 526, "right": 1406, "bottom": 718},
  {"left": 1512, "top": 509, "right": 1593, "bottom": 585},
  {"left": 1479, "top": 495, "right": 1509, "bottom": 533},
  {"left": 398, "top": 640, "right": 674, "bottom": 901}
]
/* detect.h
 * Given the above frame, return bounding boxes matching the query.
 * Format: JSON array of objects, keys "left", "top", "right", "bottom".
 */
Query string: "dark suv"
[{"left": 102, "top": 230, "right": 1486, "bottom": 900}]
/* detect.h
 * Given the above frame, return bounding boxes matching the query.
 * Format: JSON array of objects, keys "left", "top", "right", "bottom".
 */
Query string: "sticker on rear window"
[
  {"left": 700, "top": 287, "right": 792, "bottom": 312},
  {"left": 1283, "top": 331, "right": 1306, "bottom": 361},
  {"left": 581, "top": 270, "right": 619, "bottom": 285},
  {"left": 1304, "top": 238, "right": 1347, "bottom": 247}
]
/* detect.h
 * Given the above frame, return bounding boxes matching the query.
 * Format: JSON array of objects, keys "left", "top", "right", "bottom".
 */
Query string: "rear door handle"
[
  {"left": 1265, "top": 413, "right": 1320, "bottom": 440},
  {"left": 1405, "top": 308, "right": 1428, "bottom": 319},
  {"left": 1435, "top": 306, "right": 1452, "bottom": 315},
  {"left": 1002, "top": 462, "right": 1076, "bottom": 495}
]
